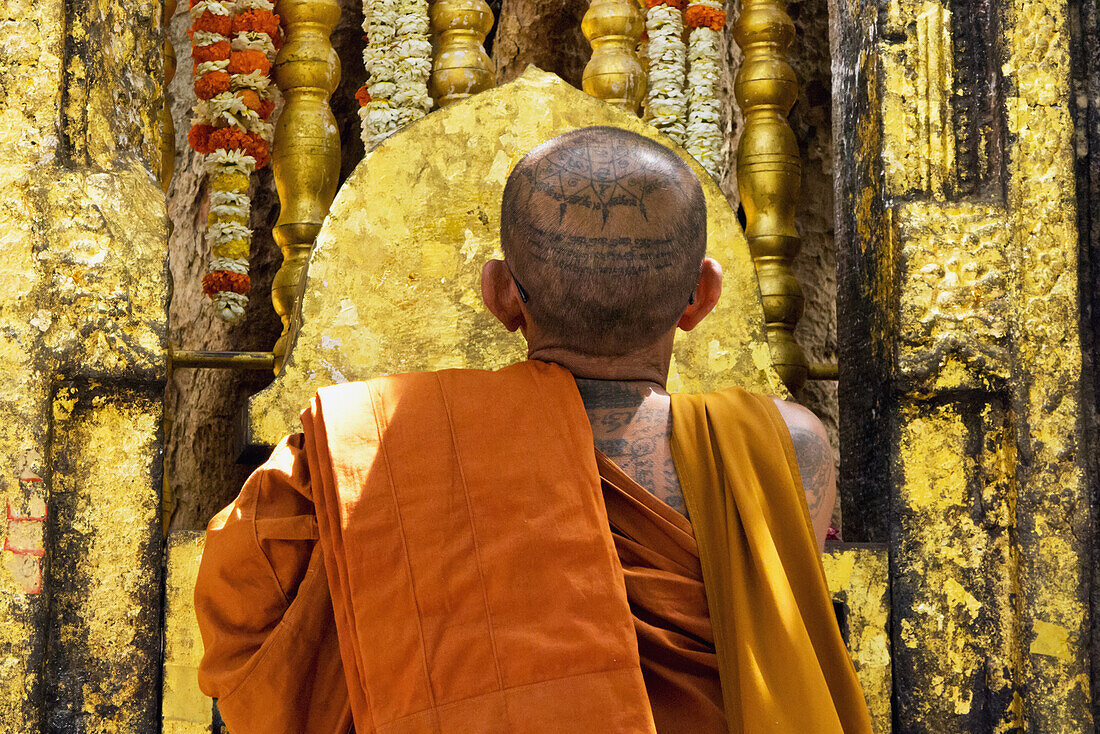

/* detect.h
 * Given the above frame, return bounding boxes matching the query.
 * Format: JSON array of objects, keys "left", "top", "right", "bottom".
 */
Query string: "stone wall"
[
  {"left": 0, "top": 0, "right": 168, "bottom": 727},
  {"left": 1069, "top": 0, "right": 1100, "bottom": 723},
  {"left": 833, "top": 0, "right": 1094, "bottom": 727}
]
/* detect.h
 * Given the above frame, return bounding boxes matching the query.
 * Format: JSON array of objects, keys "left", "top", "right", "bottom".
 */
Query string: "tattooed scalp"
[{"left": 501, "top": 126, "right": 707, "bottom": 356}]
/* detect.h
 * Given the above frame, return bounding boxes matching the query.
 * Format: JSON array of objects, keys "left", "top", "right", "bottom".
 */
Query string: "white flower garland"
[
  {"left": 645, "top": 4, "right": 687, "bottom": 145},
  {"left": 685, "top": 23, "right": 722, "bottom": 179},
  {"left": 359, "top": 0, "right": 432, "bottom": 148},
  {"left": 212, "top": 292, "right": 249, "bottom": 322},
  {"left": 190, "top": 0, "right": 232, "bottom": 17},
  {"left": 232, "top": 32, "right": 278, "bottom": 60}
]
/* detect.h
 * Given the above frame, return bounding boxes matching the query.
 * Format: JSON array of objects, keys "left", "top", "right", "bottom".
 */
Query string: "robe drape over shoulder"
[
  {"left": 195, "top": 360, "right": 872, "bottom": 734},
  {"left": 670, "top": 389, "right": 873, "bottom": 734}
]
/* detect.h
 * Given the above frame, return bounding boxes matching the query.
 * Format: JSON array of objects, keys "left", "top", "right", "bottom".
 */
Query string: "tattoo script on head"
[
  {"left": 787, "top": 425, "right": 834, "bottom": 521},
  {"left": 526, "top": 222, "right": 678, "bottom": 276},
  {"left": 522, "top": 139, "right": 669, "bottom": 225},
  {"left": 575, "top": 379, "right": 688, "bottom": 517}
]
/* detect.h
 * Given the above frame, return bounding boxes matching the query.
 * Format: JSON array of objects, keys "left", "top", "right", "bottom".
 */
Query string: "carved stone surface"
[
  {"left": 821, "top": 544, "right": 892, "bottom": 732},
  {"left": 1074, "top": 1, "right": 1100, "bottom": 721},
  {"left": 0, "top": 0, "right": 168, "bottom": 728},
  {"left": 162, "top": 531, "right": 214, "bottom": 733},
  {"left": 834, "top": 0, "right": 1094, "bottom": 729},
  {"left": 895, "top": 203, "right": 1010, "bottom": 387}
]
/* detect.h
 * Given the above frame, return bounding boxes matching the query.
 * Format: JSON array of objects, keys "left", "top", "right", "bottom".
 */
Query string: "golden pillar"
[
  {"left": 732, "top": 0, "right": 807, "bottom": 394},
  {"left": 0, "top": 0, "right": 168, "bottom": 728},
  {"left": 429, "top": 0, "right": 495, "bottom": 109},
  {"left": 271, "top": 0, "right": 342, "bottom": 373},
  {"left": 834, "top": 0, "right": 1093, "bottom": 729},
  {"left": 160, "top": 0, "right": 177, "bottom": 193},
  {"left": 580, "top": 0, "right": 646, "bottom": 114}
]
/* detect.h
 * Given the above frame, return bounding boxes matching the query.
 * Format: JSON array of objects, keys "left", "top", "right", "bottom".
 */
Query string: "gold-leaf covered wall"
[
  {"left": 0, "top": 0, "right": 167, "bottom": 728},
  {"left": 833, "top": 0, "right": 1093, "bottom": 729}
]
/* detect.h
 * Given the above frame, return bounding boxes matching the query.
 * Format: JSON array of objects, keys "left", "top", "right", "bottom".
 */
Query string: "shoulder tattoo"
[{"left": 786, "top": 425, "right": 834, "bottom": 520}]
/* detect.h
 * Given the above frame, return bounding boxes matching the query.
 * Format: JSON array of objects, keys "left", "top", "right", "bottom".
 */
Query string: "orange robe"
[
  {"left": 599, "top": 453, "right": 726, "bottom": 733},
  {"left": 195, "top": 361, "right": 872, "bottom": 733}
]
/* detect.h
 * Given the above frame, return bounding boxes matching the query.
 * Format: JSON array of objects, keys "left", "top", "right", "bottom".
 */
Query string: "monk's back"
[{"left": 576, "top": 377, "right": 726, "bottom": 732}]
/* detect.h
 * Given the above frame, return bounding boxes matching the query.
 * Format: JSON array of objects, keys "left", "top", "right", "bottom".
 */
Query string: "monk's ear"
[
  {"left": 677, "top": 257, "right": 723, "bottom": 332},
  {"left": 481, "top": 259, "right": 528, "bottom": 333}
]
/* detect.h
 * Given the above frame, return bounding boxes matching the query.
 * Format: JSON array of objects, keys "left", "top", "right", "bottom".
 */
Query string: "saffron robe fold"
[
  {"left": 670, "top": 389, "right": 873, "bottom": 734},
  {"left": 598, "top": 452, "right": 726, "bottom": 733},
  {"left": 195, "top": 360, "right": 872, "bottom": 733}
]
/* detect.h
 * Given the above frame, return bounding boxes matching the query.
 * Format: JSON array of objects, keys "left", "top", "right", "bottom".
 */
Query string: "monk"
[{"left": 195, "top": 126, "right": 873, "bottom": 733}]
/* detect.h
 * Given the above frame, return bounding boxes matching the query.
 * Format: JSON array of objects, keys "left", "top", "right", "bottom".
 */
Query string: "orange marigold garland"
[
  {"left": 189, "top": 0, "right": 281, "bottom": 323},
  {"left": 684, "top": 3, "right": 723, "bottom": 30}
]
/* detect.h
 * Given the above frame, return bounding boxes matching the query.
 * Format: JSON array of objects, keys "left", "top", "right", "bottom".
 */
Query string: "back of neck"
[{"left": 573, "top": 378, "right": 688, "bottom": 516}]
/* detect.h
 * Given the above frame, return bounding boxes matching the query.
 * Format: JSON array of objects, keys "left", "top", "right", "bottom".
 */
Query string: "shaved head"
[{"left": 500, "top": 126, "right": 707, "bottom": 356}]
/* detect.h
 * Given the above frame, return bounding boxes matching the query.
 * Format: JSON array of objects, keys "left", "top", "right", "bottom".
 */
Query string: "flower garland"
[
  {"left": 187, "top": 0, "right": 281, "bottom": 323},
  {"left": 684, "top": 0, "right": 724, "bottom": 179},
  {"left": 357, "top": 0, "right": 432, "bottom": 148},
  {"left": 644, "top": 0, "right": 687, "bottom": 145}
]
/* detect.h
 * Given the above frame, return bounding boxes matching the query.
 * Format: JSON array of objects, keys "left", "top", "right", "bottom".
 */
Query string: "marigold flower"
[
  {"left": 236, "top": 88, "right": 263, "bottom": 113},
  {"left": 257, "top": 99, "right": 275, "bottom": 120},
  {"left": 191, "top": 11, "right": 231, "bottom": 35},
  {"left": 194, "top": 71, "right": 232, "bottom": 100},
  {"left": 188, "top": 123, "right": 216, "bottom": 154},
  {"left": 228, "top": 49, "right": 271, "bottom": 76},
  {"left": 202, "top": 270, "right": 251, "bottom": 297},
  {"left": 355, "top": 84, "right": 372, "bottom": 107},
  {"left": 685, "top": 5, "right": 724, "bottom": 30},
  {"left": 232, "top": 9, "right": 281, "bottom": 39},
  {"left": 208, "top": 127, "right": 271, "bottom": 168},
  {"left": 192, "top": 40, "right": 231, "bottom": 65},
  {"left": 646, "top": 0, "right": 687, "bottom": 9}
]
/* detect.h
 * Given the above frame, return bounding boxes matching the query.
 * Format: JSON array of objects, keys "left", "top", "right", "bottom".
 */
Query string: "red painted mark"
[
  {"left": 4, "top": 485, "right": 46, "bottom": 594},
  {"left": 3, "top": 507, "right": 46, "bottom": 557}
]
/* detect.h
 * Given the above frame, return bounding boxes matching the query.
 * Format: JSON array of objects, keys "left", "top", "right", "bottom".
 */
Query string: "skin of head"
[{"left": 482, "top": 126, "right": 723, "bottom": 386}]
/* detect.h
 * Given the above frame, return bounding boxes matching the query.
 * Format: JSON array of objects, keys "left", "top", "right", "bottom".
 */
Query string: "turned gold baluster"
[
  {"left": 430, "top": 0, "right": 495, "bottom": 108},
  {"left": 271, "top": 0, "right": 342, "bottom": 373},
  {"left": 733, "top": 0, "right": 808, "bottom": 393},
  {"left": 159, "top": 0, "right": 177, "bottom": 192},
  {"left": 581, "top": 0, "right": 645, "bottom": 114}
]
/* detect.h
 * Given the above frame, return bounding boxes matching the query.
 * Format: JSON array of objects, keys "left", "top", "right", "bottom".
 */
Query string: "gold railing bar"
[
  {"left": 270, "top": 0, "right": 342, "bottom": 375},
  {"left": 733, "top": 0, "right": 809, "bottom": 394},
  {"left": 168, "top": 349, "right": 277, "bottom": 370},
  {"left": 581, "top": 0, "right": 646, "bottom": 114},
  {"left": 807, "top": 362, "right": 839, "bottom": 381}
]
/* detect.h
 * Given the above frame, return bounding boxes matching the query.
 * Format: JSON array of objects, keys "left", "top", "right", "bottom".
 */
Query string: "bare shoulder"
[
  {"left": 770, "top": 398, "right": 826, "bottom": 436},
  {"left": 770, "top": 398, "right": 835, "bottom": 550}
]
